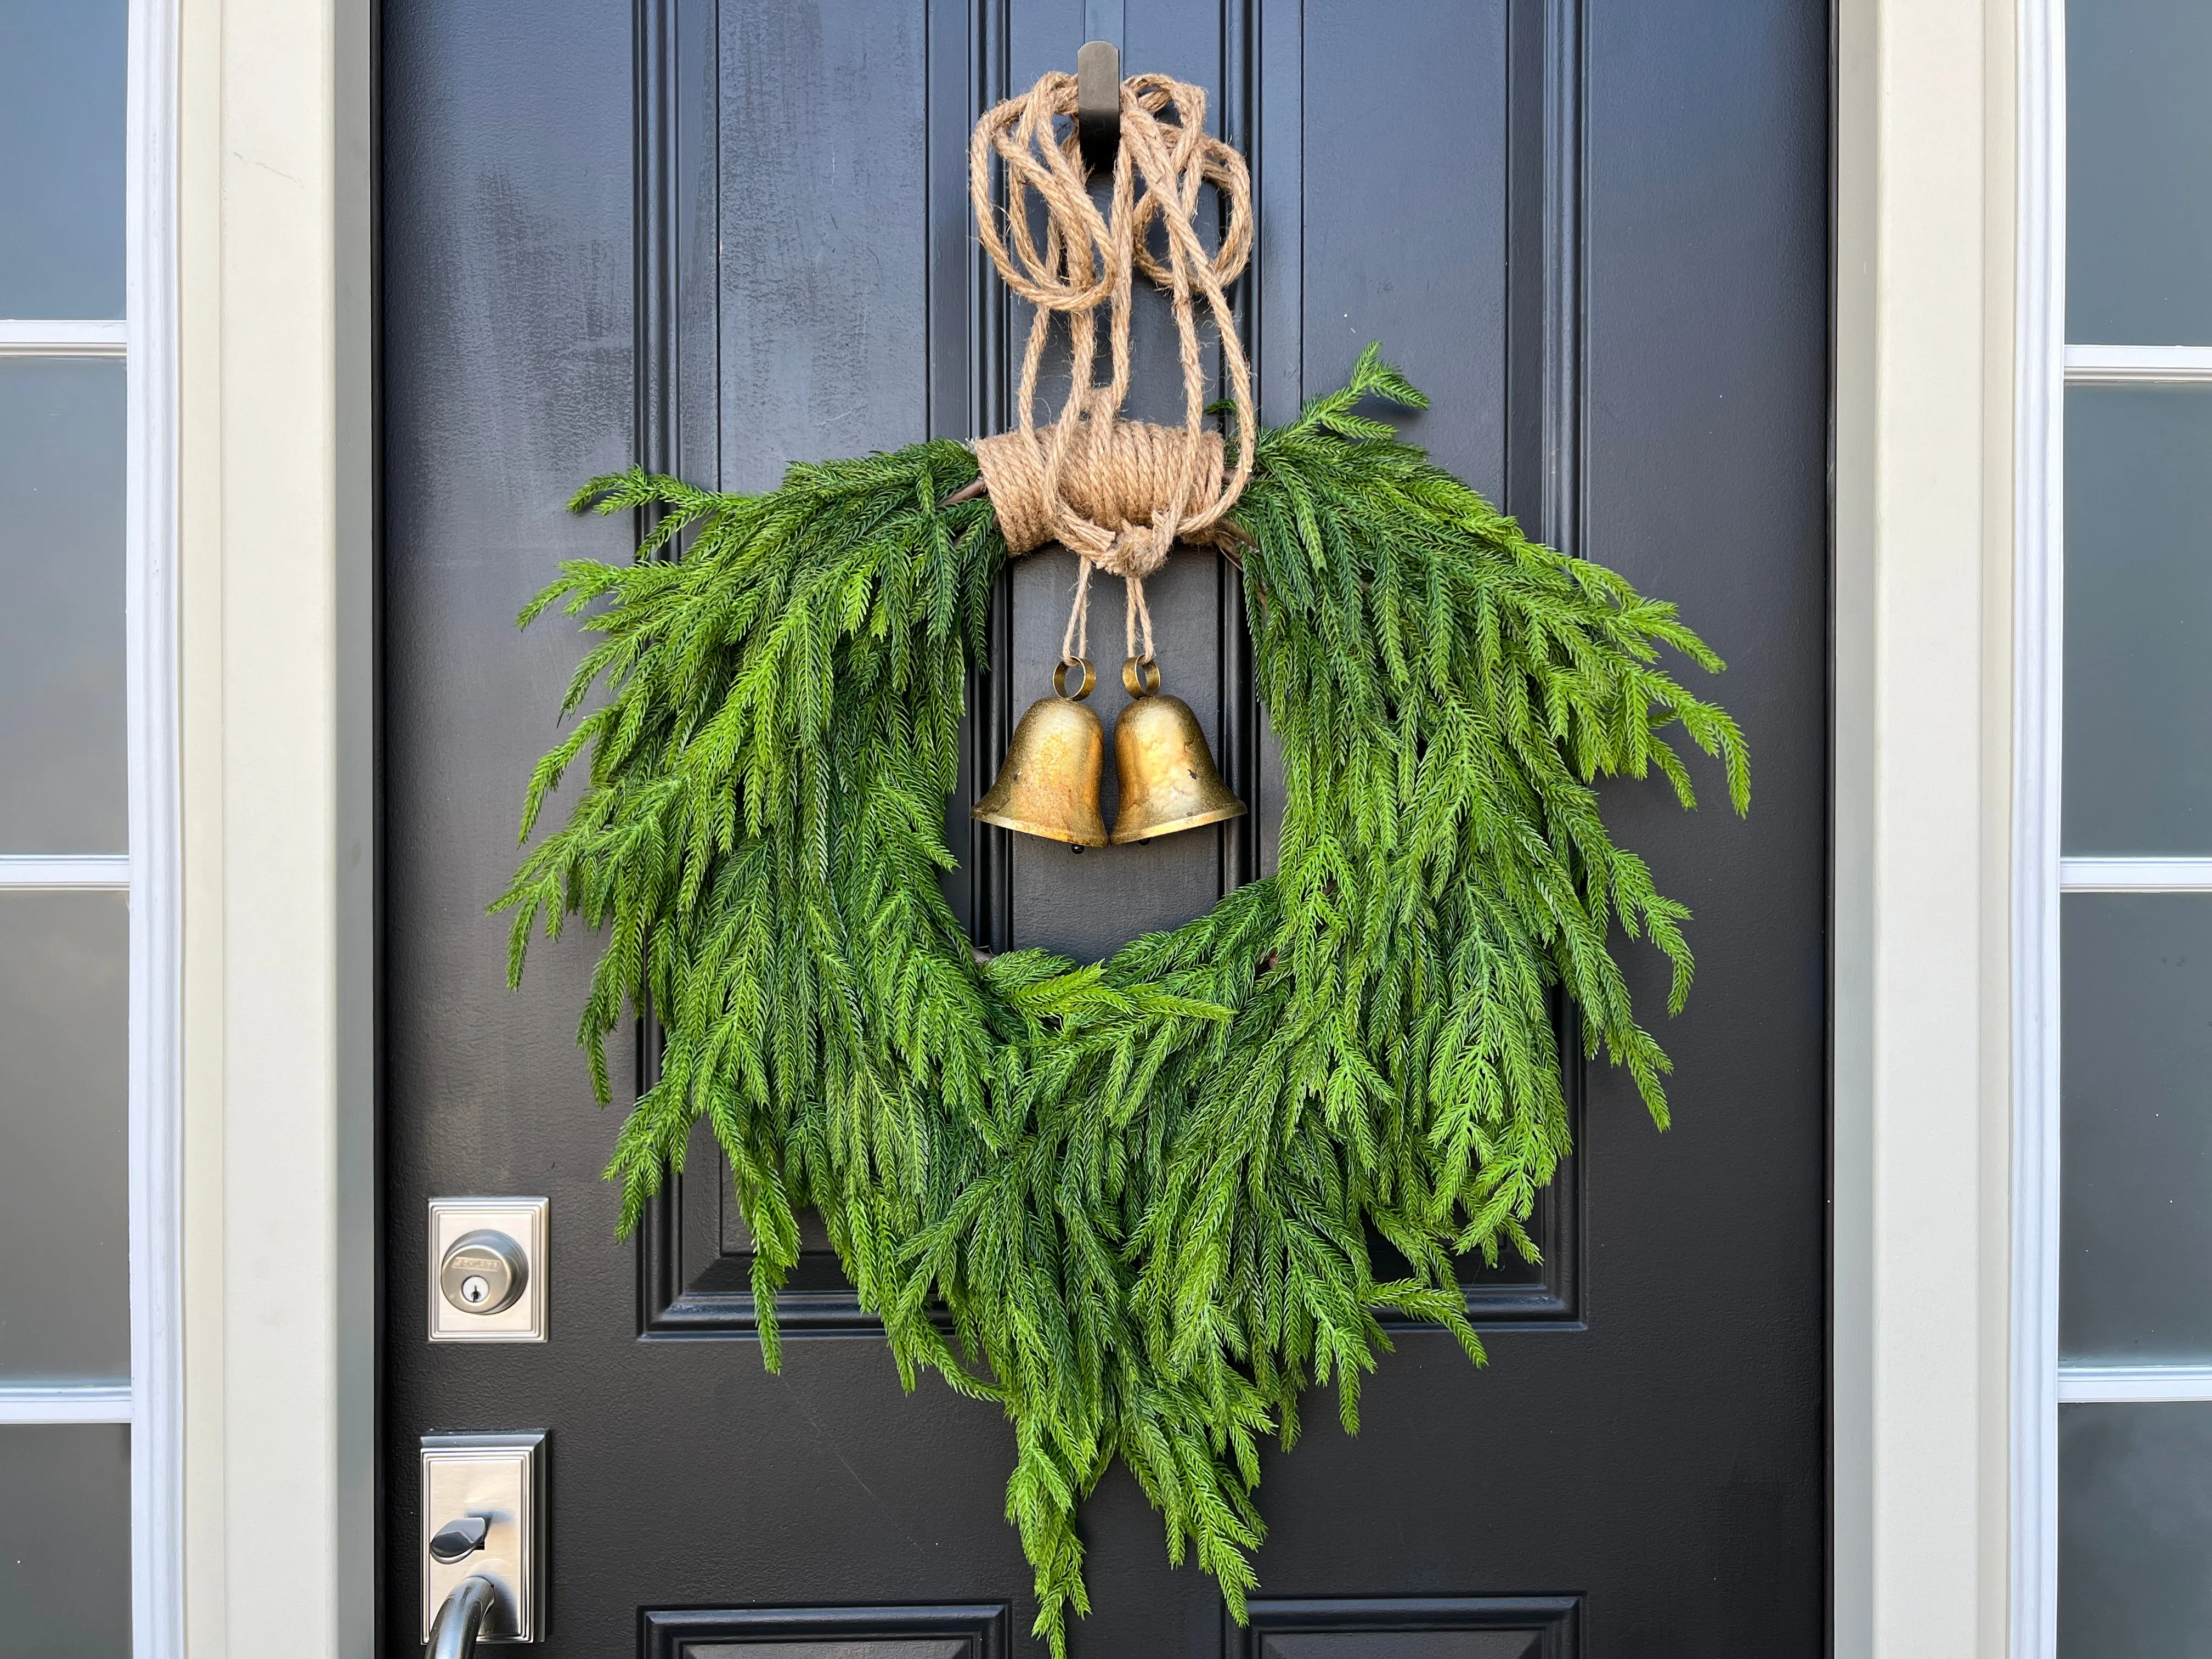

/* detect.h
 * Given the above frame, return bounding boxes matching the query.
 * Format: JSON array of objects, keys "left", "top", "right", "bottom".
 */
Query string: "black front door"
[{"left": 380, "top": 3, "right": 1829, "bottom": 1654}]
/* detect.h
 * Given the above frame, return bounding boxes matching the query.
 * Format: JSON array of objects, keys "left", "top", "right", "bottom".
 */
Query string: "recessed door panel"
[{"left": 1239, "top": 1596, "right": 1578, "bottom": 1659}]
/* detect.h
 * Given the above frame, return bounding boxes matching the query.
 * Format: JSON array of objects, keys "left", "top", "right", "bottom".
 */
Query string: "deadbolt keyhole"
[{"left": 438, "top": 1228, "right": 529, "bottom": 1317}]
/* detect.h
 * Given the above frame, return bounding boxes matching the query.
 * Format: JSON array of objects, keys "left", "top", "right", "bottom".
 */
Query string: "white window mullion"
[
  {"left": 0, "top": 1386, "right": 136, "bottom": 1426},
  {"left": 2057, "top": 1365, "right": 2212, "bottom": 1404},
  {"left": 2059, "top": 857, "right": 2212, "bottom": 891},
  {"left": 2065, "top": 343, "right": 2212, "bottom": 383},
  {"left": 0, "top": 319, "right": 128, "bottom": 358},
  {"left": 0, "top": 855, "right": 133, "bottom": 889},
  {"left": 125, "top": 0, "right": 184, "bottom": 1655},
  {"left": 2012, "top": 2, "right": 2066, "bottom": 1657}
]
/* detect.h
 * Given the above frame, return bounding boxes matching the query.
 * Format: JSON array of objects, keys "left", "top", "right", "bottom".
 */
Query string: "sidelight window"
[
  {"left": 2023, "top": 2, "right": 2212, "bottom": 1654},
  {"left": 0, "top": 1, "right": 178, "bottom": 1654}
]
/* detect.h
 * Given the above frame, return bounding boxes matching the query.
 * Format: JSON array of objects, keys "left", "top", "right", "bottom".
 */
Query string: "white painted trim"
[
  {"left": 1830, "top": 9, "right": 1875, "bottom": 1647},
  {"left": 0, "top": 855, "right": 132, "bottom": 888},
  {"left": 1836, "top": 2, "right": 2016, "bottom": 1646},
  {"left": 2057, "top": 1365, "right": 2212, "bottom": 1403},
  {"left": 173, "top": 4, "right": 381, "bottom": 1647},
  {"left": 2012, "top": 0, "right": 2065, "bottom": 1656},
  {"left": 0, "top": 319, "right": 129, "bottom": 357},
  {"left": 125, "top": 0, "right": 183, "bottom": 1654},
  {"left": 2063, "top": 343, "right": 2212, "bottom": 383},
  {"left": 2059, "top": 857, "right": 2212, "bottom": 891},
  {"left": 0, "top": 1386, "right": 136, "bottom": 1425}
]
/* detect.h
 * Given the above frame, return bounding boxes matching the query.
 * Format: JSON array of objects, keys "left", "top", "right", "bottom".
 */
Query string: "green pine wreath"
[{"left": 496, "top": 346, "right": 1747, "bottom": 1654}]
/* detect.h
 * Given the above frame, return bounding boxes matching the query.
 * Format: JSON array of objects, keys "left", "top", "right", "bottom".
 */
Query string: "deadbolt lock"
[
  {"left": 440, "top": 1228, "right": 529, "bottom": 1315},
  {"left": 427, "top": 1198, "right": 548, "bottom": 1342}
]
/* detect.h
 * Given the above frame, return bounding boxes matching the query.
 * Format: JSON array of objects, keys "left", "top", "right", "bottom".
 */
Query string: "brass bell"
[
  {"left": 1109, "top": 657, "right": 1247, "bottom": 844},
  {"left": 972, "top": 658, "right": 1109, "bottom": 847}
]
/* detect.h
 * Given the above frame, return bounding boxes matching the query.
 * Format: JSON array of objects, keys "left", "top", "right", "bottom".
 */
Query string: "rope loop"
[{"left": 968, "top": 68, "right": 1255, "bottom": 664}]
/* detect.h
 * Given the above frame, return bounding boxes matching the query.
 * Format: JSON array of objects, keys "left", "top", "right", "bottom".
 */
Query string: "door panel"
[
  {"left": 643, "top": 0, "right": 1576, "bottom": 1344},
  {"left": 709, "top": 2, "right": 930, "bottom": 489},
  {"left": 1238, "top": 1596, "right": 1580, "bottom": 1659},
  {"left": 641, "top": 1604, "right": 1009, "bottom": 1659},
  {"left": 381, "top": 2, "right": 1829, "bottom": 1654}
]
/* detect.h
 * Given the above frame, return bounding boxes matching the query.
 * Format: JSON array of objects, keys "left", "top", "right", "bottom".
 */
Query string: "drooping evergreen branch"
[{"left": 495, "top": 347, "right": 1747, "bottom": 1656}]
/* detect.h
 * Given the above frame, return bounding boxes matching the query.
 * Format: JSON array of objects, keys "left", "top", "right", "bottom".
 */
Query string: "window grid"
[
  {"left": 0, "top": 0, "right": 188, "bottom": 1648},
  {"left": 1, "top": 25, "right": 180, "bottom": 1659},
  {"left": 0, "top": 321, "right": 139, "bottom": 1435},
  {"left": 2051, "top": 349, "right": 2212, "bottom": 1406}
]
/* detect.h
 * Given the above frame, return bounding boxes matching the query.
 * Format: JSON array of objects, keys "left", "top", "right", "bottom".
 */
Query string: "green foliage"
[{"left": 495, "top": 347, "right": 1748, "bottom": 1655}]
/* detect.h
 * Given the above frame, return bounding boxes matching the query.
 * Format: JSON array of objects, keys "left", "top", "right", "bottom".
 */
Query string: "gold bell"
[
  {"left": 1109, "top": 657, "right": 1247, "bottom": 844},
  {"left": 972, "top": 658, "right": 1109, "bottom": 848}
]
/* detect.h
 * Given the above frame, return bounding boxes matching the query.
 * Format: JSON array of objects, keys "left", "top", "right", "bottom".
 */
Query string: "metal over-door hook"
[{"left": 1076, "top": 39, "right": 1119, "bottom": 176}]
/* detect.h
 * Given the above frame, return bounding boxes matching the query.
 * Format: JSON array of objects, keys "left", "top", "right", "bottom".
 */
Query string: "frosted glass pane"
[
  {"left": 0, "top": 1, "right": 126, "bottom": 318},
  {"left": 2062, "top": 386, "right": 2212, "bottom": 856},
  {"left": 2061, "top": 894, "right": 2212, "bottom": 1361},
  {"left": 2068, "top": 0, "right": 2212, "bottom": 343},
  {"left": 0, "top": 892, "right": 128, "bottom": 1383},
  {"left": 2061, "top": 1403, "right": 2212, "bottom": 1657},
  {"left": 0, "top": 358, "right": 126, "bottom": 854},
  {"left": 0, "top": 1425, "right": 130, "bottom": 1657}
]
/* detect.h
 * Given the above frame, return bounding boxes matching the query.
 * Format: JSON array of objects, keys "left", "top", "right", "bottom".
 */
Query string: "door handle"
[
  {"left": 427, "top": 1574, "right": 499, "bottom": 1659},
  {"left": 421, "top": 1431, "right": 546, "bottom": 1643},
  {"left": 430, "top": 1515, "right": 490, "bottom": 1564}
]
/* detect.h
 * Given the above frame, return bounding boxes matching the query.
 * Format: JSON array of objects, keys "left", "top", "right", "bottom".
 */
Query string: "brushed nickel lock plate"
[
  {"left": 427, "top": 1197, "right": 548, "bottom": 1342},
  {"left": 421, "top": 1430, "right": 546, "bottom": 1643}
]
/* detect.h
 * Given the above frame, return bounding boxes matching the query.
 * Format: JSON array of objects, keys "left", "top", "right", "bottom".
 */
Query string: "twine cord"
[{"left": 968, "top": 69, "right": 1255, "bottom": 666}]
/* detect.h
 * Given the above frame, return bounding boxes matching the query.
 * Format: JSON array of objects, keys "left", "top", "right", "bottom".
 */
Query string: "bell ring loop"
[
  {"left": 1053, "top": 657, "right": 1097, "bottom": 701},
  {"left": 1121, "top": 656, "right": 1162, "bottom": 697}
]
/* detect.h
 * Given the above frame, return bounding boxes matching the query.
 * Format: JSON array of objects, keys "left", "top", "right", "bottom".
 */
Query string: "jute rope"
[{"left": 968, "top": 69, "right": 1254, "bottom": 667}]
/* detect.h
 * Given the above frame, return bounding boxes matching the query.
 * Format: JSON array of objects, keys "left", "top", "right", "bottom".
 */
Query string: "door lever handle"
[
  {"left": 429, "top": 1514, "right": 490, "bottom": 1564},
  {"left": 422, "top": 1431, "right": 544, "bottom": 1644},
  {"left": 427, "top": 1573, "right": 499, "bottom": 1659}
]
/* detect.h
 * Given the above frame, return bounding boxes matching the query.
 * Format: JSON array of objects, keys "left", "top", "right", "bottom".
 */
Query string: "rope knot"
[{"left": 1103, "top": 520, "right": 1176, "bottom": 581}]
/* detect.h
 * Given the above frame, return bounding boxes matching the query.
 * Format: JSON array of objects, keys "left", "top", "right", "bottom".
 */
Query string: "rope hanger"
[{"left": 967, "top": 67, "right": 1256, "bottom": 668}]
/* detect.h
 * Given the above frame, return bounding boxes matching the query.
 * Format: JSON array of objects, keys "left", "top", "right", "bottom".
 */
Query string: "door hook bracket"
[{"left": 1077, "top": 40, "right": 1119, "bottom": 177}]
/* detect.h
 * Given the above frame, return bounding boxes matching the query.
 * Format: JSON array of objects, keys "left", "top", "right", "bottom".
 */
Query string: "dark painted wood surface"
[{"left": 381, "top": 2, "right": 1829, "bottom": 1654}]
